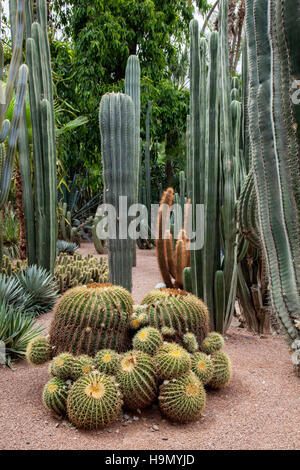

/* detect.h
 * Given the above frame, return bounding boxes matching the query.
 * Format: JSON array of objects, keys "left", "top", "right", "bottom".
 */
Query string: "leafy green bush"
[{"left": 0, "top": 301, "right": 43, "bottom": 367}]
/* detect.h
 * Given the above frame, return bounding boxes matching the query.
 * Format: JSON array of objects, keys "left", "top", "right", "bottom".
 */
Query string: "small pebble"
[
  {"left": 123, "top": 414, "right": 130, "bottom": 420},
  {"left": 107, "top": 429, "right": 112, "bottom": 433},
  {"left": 115, "top": 429, "right": 119, "bottom": 434},
  {"left": 55, "top": 423, "right": 60, "bottom": 428},
  {"left": 133, "top": 416, "right": 139, "bottom": 421},
  {"left": 152, "top": 424, "right": 159, "bottom": 431},
  {"left": 162, "top": 437, "right": 168, "bottom": 441}
]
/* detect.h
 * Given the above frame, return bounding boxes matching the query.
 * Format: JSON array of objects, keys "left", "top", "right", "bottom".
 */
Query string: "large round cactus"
[
  {"left": 140, "top": 288, "right": 210, "bottom": 346},
  {"left": 49, "top": 284, "right": 133, "bottom": 355}
]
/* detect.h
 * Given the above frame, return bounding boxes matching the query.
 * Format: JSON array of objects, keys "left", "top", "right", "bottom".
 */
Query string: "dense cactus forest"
[{"left": 0, "top": 0, "right": 299, "bottom": 452}]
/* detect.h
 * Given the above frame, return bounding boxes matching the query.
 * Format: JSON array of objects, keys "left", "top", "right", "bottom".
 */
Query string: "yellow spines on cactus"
[
  {"left": 141, "top": 288, "right": 209, "bottom": 346},
  {"left": 129, "top": 305, "right": 149, "bottom": 330},
  {"left": 201, "top": 332, "right": 224, "bottom": 354},
  {"left": 42, "top": 377, "right": 69, "bottom": 416},
  {"left": 49, "top": 284, "right": 133, "bottom": 355},
  {"left": 71, "top": 355, "right": 94, "bottom": 381},
  {"left": 49, "top": 353, "right": 74, "bottom": 380},
  {"left": 208, "top": 351, "right": 232, "bottom": 389},
  {"left": 154, "top": 342, "right": 191, "bottom": 380},
  {"left": 26, "top": 336, "right": 52, "bottom": 365},
  {"left": 67, "top": 372, "right": 123, "bottom": 430},
  {"left": 158, "top": 371, "right": 206, "bottom": 423},
  {"left": 191, "top": 352, "right": 214, "bottom": 385},
  {"left": 132, "top": 326, "right": 163, "bottom": 356},
  {"left": 94, "top": 349, "right": 120, "bottom": 375},
  {"left": 116, "top": 350, "right": 157, "bottom": 410},
  {"left": 183, "top": 332, "right": 199, "bottom": 353}
]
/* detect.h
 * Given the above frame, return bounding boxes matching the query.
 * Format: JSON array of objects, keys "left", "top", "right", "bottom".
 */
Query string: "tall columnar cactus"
[
  {"left": 125, "top": 55, "right": 140, "bottom": 266},
  {"left": 144, "top": 101, "right": 152, "bottom": 229},
  {"left": 0, "top": 1, "right": 28, "bottom": 268},
  {"left": 188, "top": 1, "right": 241, "bottom": 332},
  {"left": 245, "top": 0, "right": 300, "bottom": 352},
  {"left": 99, "top": 93, "right": 136, "bottom": 291},
  {"left": 18, "top": 0, "right": 57, "bottom": 273}
]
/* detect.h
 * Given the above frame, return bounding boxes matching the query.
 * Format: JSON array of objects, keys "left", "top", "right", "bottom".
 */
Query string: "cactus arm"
[{"left": 0, "top": 120, "right": 10, "bottom": 143}]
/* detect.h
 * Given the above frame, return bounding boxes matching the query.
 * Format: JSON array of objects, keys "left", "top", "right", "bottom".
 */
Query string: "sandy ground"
[{"left": 0, "top": 245, "right": 299, "bottom": 450}]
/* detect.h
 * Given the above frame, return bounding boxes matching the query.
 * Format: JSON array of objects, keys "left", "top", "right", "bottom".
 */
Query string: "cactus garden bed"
[{"left": 0, "top": 245, "right": 298, "bottom": 451}]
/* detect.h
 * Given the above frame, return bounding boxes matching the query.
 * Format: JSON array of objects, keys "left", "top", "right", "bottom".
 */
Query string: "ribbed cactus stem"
[{"left": 99, "top": 93, "right": 136, "bottom": 292}]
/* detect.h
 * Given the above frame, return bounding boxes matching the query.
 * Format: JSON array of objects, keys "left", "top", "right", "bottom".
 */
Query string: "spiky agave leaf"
[
  {"left": 56, "top": 240, "right": 78, "bottom": 256},
  {"left": 0, "top": 273, "right": 27, "bottom": 307},
  {"left": 17, "top": 265, "right": 58, "bottom": 315},
  {"left": 0, "top": 301, "right": 44, "bottom": 367}
]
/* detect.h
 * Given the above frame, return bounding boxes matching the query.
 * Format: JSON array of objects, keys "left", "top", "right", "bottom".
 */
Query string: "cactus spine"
[
  {"left": 99, "top": 93, "right": 136, "bottom": 291},
  {"left": 245, "top": 0, "right": 300, "bottom": 350}
]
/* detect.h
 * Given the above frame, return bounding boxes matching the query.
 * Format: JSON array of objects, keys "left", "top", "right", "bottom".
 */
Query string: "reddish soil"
[{"left": 0, "top": 245, "right": 299, "bottom": 450}]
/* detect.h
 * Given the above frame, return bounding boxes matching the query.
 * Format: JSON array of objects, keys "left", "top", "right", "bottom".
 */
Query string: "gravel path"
[{"left": 0, "top": 246, "right": 299, "bottom": 450}]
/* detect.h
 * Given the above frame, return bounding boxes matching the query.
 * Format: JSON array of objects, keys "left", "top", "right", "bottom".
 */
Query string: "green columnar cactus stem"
[
  {"left": 125, "top": 55, "right": 140, "bottom": 266},
  {"left": 145, "top": 101, "right": 152, "bottom": 228},
  {"left": 203, "top": 31, "right": 220, "bottom": 321},
  {"left": 24, "top": 0, "right": 57, "bottom": 273},
  {"left": 99, "top": 93, "right": 136, "bottom": 291},
  {"left": 246, "top": 0, "right": 300, "bottom": 344}
]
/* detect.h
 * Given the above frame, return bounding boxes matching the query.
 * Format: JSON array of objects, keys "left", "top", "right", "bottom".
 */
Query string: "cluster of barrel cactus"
[
  {"left": 26, "top": 285, "right": 232, "bottom": 429},
  {"left": 54, "top": 253, "right": 108, "bottom": 293}
]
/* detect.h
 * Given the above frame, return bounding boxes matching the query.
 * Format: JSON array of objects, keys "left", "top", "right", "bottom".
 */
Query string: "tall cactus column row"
[
  {"left": 0, "top": 0, "right": 28, "bottom": 269},
  {"left": 245, "top": 0, "right": 300, "bottom": 347},
  {"left": 187, "top": 0, "right": 241, "bottom": 332},
  {"left": 18, "top": 0, "right": 57, "bottom": 273},
  {"left": 99, "top": 93, "right": 136, "bottom": 292},
  {"left": 125, "top": 55, "right": 140, "bottom": 266}
]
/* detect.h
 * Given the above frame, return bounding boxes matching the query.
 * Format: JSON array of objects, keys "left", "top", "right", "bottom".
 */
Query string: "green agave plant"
[
  {"left": 0, "top": 274, "right": 26, "bottom": 307},
  {"left": 56, "top": 240, "right": 78, "bottom": 256},
  {"left": 17, "top": 266, "right": 58, "bottom": 315},
  {"left": 0, "top": 301, "right": 44, "bottom": 367}
]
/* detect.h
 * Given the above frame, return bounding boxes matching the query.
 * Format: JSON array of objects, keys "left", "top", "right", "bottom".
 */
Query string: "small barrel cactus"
[
  {"left": 158, "top": 372, "right": 206, "bottom": 423},
  {"left": 191, "top": 352, "right": 214, "bottom": 385},
  {"left": 42, "top": 377, "right": 69, "bottom": 416},
  {"left": 49, "top": 353, "right": 74, "bottom": 380},
  {"left": 141, "top": 288, "right": 209, "bottom": 346},
  {"left": 208, "top": 351, "right": 232, "bottom": 389},
  {"left": 116, "top": 350, "right": 157, "bottom": 410},
  {"left": 132, "top": 327, "right": 163, "bottom": 356},
  {"left": 183, "top": 332, "right": 199, "bottom": 353},
  {"left": 154, "top": 342, "right": 191, "bottom": 380},
  {"left": 71, "top": 355, "right": 95, "bottom": 381},
  {"left": 94, "top": 349, "right": 120, "bottom": 375},
  {"left": 49, "top": 284, "right": 133, "bottom": 355},
  {"left": 67, "top": 372, "right": 123, "bottom": 430},
  {"left": 129, "top": 306, "right": 149, "bottom": 330},
  {"left": 201, "top": 332, "right": 224, "bottom": 354},
  {"left": 26, "top": 336, "right": 52, "bottom": 365}
]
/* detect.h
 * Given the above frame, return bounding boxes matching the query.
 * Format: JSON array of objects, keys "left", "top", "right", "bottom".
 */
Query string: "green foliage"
[
  {"left": 158, "top": 371, "right": 206, "bottom": 423},
  {"left": 67, "top": 372, "right": 123, "bottom": 430},
  {"left": 154, "top": 342, "right": 191, "bottom": 380},
  {"left": 42, "top": 377, "right": 69, "bottom": 416},
  {"left": 116, "top": 350, "right": 157, "bottom": 410},
  {"left": 56, "top": 240, "right": 78, "bottom": 256},
  {"left": 17, "top": 266, "right": 58, "bottom": 315},
  {"left": 0, "top": 301, "right": 43, "bottom": 366},
  {"left": 26, "top": 336, "right": 52, "bottom": 366}
]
